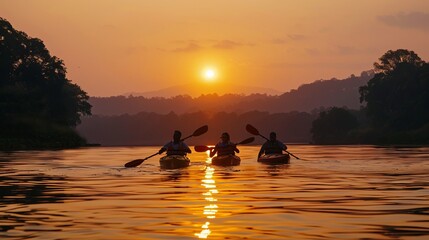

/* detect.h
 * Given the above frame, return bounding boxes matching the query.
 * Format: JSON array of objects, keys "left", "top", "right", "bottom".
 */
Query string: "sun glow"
[{"left": 202, "top": 68, "right": 217, "bottom": 82}]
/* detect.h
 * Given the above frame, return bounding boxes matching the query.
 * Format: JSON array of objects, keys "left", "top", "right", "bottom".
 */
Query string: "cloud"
[
  {"left": 171, "top": 39, "right": 200, "bottom": 44},
  {"left": 271, "top": 38, "right": 287, "bottom": 44},
  {"left": 306, "top": 48, "right": 320, "bottom": 55},
  {"left": 271, "top": 34, "right": 307, "bottom": 45},
  {"left": 123, "top": 46, "right": 147, "bottom": 55},
  {"left": 335, "top": 45, "right": 358, "bottom": 55},
  {"left": 100, "top": 24, "right": 118, "bottom": 30},
  {"left": 378, "top": 12, "right": 429, "bottom": 32},
  {"left": 212, "top": 40, "right": 252, "bottom": 50},
  {"left": 171, "top": 43, "right": 202, "bottom": 53},
  {"left": 169, "top": 39, "right": 252, "bottom": 52},
  {"left": 288, "top": 34, "right": 307, "bottom": 41}
]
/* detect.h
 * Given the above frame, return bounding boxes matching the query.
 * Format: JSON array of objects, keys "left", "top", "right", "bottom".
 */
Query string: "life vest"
[
  {"left": 216, "top": 142, "right": 236, "bottom": 156},
  {"left": 165, "top": 141, "right": 188, "bottom": 156},
  {"left": 263, "top": 140, "right": 284, "bottom": 154}
]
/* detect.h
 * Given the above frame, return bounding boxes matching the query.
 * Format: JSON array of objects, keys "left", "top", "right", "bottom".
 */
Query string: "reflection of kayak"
[
  {"left": 160, "top": 155, "right": 190, "bottom": 169},
  {"left": 211, "top": 155, "right": 241, "bottom": 166},
  {"left": 258, "top": 154, "right": 290, "bottom": 164}
]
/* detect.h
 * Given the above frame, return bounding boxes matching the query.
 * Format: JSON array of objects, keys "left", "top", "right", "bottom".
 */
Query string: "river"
[{"left": 1, "top": 145, "right": 428, "bottom": 239}]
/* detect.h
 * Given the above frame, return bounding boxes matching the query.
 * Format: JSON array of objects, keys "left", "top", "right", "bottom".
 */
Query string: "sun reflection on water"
[{"left": 195, "top": 150, "right": 218, "bottom": 238}]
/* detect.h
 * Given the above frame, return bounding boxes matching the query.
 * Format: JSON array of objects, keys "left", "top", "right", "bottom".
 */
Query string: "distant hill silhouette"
[
  {"left": 90, "top": 71, "right": 373, "bottom": 115},
  {"left": 77, "top": 111, "right": 315, "bottom": 146},
  {"left": 123, "top": 82, "right": 282, "bottom": 98},
  {"left": 78, "top": 71, "right": 372, "bottom": 146},
  {"left": 247, "top": 71, "right": 374, "bottom": 113}
]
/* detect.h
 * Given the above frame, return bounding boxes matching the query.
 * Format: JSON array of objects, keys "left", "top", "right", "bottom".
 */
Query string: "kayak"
[
  {"left": 159, "top": 155, "right": 190, "bottom": 169},
  {"left": 258, "top": 153, "right": 290, "bottom": 164},
  {"left": 211, "top": 155, "right": 241, "bottom": 166}
]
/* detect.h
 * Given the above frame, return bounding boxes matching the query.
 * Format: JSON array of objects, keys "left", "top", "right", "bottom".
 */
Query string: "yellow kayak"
[
  {"left": 258, "top": 153, "right": 290, "bottom": 164},
  {"left": 211, "top": 155, "right": 241, "bottom": 166},
  {"left": 160, "top": 155, "right": 190, "bottom": 169}
]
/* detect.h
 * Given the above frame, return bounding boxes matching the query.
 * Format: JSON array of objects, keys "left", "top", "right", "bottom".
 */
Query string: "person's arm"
[
  {"left": 279, "top": 141, "right": 287, "bottom": 153},
  {"left": 282, "top": 142, "right": 287, "bottom": 151},
  {"left": 258, "top": 143, "right": 266, "bottom": 158},
  {"left": 183, "top": 142, "right": 192, "bottom": 153},
  {"left": 209, "top": 147, "right": 217, "bottom": 157},
  {"left": 233, "top": 144, "right": 239, "bottom": 153},
  {"left": 158, "top": 147, "right": 166, "bottom": 154},
  {"left": 159, "top": 142, "right": 169, "bottom": 154}
]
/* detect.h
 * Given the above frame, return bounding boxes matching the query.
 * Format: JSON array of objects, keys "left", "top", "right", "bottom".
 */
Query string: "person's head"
[
  {"left": 269, "top": 132, "right": 277, "bottom": 141},
  {"left": 173, "top": 130, "right": 182, "bottom": 142},
  {"left": 220, "top": 132, "right": 230, "bottom": 143}
]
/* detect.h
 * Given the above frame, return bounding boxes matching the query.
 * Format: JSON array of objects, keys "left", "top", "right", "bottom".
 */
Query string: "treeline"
[
  {"left": 90, "top": 71, "right": 373, "bottom": 115},
  {"left": 77, "top": 111, "right": 315, "bottom": 146},
  {"left": 311, "top": 49, "right": 429, "bottom": 144},
  {"left": 0, "top": 18, "right": 91, "bottom": 150}
]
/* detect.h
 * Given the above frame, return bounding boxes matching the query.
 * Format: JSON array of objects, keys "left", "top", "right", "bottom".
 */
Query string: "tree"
[
  {"left": 311, "top": 107, "right": 358, "bottom": 144},
  {"left": 0, "top": 18, "right": 91, "bottom": 148},
  {"left": 373, "top": 49, "right": 424, "bottom": 74},
  {"left": 359, "top": 49, "right": 429, "bottom": 131}
]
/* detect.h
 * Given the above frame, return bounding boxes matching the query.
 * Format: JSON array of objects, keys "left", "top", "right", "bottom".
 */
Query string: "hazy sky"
[{"left": 1, "top": 1, "right": 429, "bottom": 96}]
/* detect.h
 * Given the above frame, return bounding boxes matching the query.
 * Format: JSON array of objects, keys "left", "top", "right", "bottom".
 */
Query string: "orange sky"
[{"left": 1, "top": 1, "right": 429, "bottom": 96}]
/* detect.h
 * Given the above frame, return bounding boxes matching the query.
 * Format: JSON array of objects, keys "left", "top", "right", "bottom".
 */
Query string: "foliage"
[
  {"left": 0, "top": 18, "right": 91, "bottom": 149},
  {"left": 311, "top": 107, "right": 358, "bottom": 144},
  {"left": 311, "top": 49, "right": 429, "bottom": 145},
  {"left": 372, "top": 49, "right": 424, "bottom": 74},
  {"left": 359, "top": 49, "right": 429, "bottom": 131}
]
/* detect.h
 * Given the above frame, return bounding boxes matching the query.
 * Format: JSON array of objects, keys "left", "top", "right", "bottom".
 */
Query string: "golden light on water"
[
  {"left": 195, "top": 151, "right": 218, "bottom": 239},
  {"left": 3, "top": 146, "right": 429, "bottom": 239},
  {"left": 205, "top": 146, "right": 214, "bottom": 164},
  {"left": 195, "top": 222, "right": 211, "bottom": 239}
]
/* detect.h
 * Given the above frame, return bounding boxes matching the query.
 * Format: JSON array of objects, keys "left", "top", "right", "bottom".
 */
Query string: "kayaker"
[
  {"left": 258, "top": 132, "right": 287, "bottom": 158},
  {"left": 159, "top": 130, "right": 191, "bottom": 156},
  {"left": 210, "top": 132, "right": 239, "bottom": 157}
]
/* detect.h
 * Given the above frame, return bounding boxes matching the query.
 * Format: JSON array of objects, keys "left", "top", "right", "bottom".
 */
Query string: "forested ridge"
[
  {"left": 89, "top": 71, "right": 372, "bottom": 115},
  {"left": 0, "top": 18, "right": 91, "bottom": 149},
  {"left": 311, "top": 49, "right": 429, "bottom": 144}
]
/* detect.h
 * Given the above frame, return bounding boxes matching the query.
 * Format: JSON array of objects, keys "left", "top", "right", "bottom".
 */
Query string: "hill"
[
  {"left": 123, "top": 82, "right": 282, "bottom": 98},
  {"left": 89, "top": 71, "right": 373, "bottom": 115},
  {"left": 77, "top": 111, "right": 315, "bottom": 146}
]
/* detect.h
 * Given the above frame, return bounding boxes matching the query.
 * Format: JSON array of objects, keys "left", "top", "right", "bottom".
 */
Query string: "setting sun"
[{"left": 202, "top": 68, "right": 217, "bottom": 82}]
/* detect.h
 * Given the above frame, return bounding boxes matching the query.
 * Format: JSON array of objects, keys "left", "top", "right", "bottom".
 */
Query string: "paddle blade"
[
  {"left": 286, "top": 151, "right": 300, "bottom": 160},
  {"left": 246, "top": 124, "right": 260, "bottom": 135},
  {"left": 124, "top": 159, "right": 145, "bottom": 168},
  {"left": 238, "top": 137, "right": 255, "bottom": 145},
  {"left": 194, "top": 145, "right": 210, "bottom": 152},
  {"left": 192, "top": 125, "right": 209, "bottom": 137}
]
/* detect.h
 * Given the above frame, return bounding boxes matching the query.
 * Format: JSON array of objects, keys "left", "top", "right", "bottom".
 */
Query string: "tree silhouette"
[
  {"left": 311, "top": 107, "right": 358, "bottom": 144},
  {"left": 0, "top": 18, "right": 91, "bottom": 149},
  {"left": 359, "top": 49, "right": 429, "bottom": 131},
  {"left": 372, "top": 49, "right": 424, "bottom": 74}
]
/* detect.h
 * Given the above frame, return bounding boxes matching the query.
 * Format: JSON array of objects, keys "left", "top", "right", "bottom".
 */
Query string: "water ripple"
[{"left": 0, "top": 146, "right": 428, "bottom": 239}]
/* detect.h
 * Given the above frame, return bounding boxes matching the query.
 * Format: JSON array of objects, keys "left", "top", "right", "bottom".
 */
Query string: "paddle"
[
  {"left": 245, "top": 124, "right": 300, "bottom": 160},
  {"left": 194, "top": 137, "right": 255, "bottom": 152},
  {"left": 124, "top": 125, "right": 209, "bottom": 168},
  {"left": 124, "top": 153, "right": 159, "bottom": 168},
  {"left": 181, "top": 125, "right": 209, "bottom": 141}
]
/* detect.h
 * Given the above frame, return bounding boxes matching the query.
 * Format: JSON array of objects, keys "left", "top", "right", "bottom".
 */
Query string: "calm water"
[{"left": 1, "top": 145, "right": 429, "bottom": 240}]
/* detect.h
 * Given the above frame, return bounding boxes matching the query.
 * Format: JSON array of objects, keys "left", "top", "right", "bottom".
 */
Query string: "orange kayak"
[
  {"left": 160, "top": 155, "right": 190, "bottom": 169},
  {"left": 258, "top": 154, "right": 290, "bottom": 164},
  {"left": 211, "top": 155, "right": 241, "bottom": 166}
]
